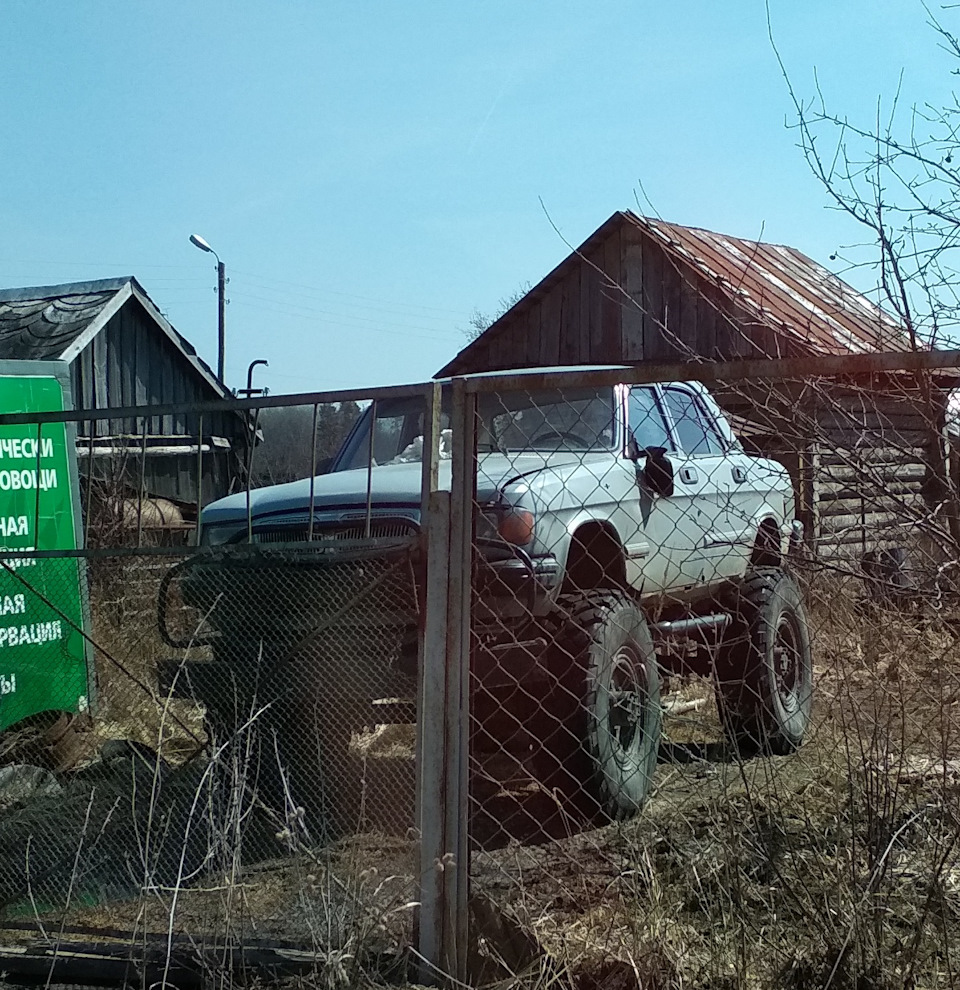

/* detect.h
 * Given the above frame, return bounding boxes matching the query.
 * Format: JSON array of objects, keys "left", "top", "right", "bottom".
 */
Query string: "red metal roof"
[{"left": 634, "top": 212, "right": 910, "bottom": 355}]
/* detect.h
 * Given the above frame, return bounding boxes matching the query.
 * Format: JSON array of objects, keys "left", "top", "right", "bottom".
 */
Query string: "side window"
[
  {"left": 628, "top": 388, "right": 673, "bottom": 451},
  {"left": 662, "top": 388, "right": 726, "bottom": 456}
]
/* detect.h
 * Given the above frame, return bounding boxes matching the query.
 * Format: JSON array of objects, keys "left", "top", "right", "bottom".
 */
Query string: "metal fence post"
[
  {"left": 417, "top": 381, "right": 448, "bottom": 981},
  {"left": 416, "top": 380, "right": 472, "bottom": 986},
  {"left": 447, "top": 379, "right": 474, "bottom": 977}
]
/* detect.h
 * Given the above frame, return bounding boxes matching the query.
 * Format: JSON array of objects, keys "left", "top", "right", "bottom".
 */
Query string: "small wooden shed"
[
  {"left": 438, "top": 211, "right": 952, "bottom": 557},
  {"left": 0, "top": 277, "right": 247, "bottom": 530}
]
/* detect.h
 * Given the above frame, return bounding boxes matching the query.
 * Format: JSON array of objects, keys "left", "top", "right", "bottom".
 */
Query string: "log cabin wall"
[
  {"left": 808, "top": 382, "right": 945, "bottom": 557},
  {"left": 714, "top": 379, "right": 946, "bottom": 557}
]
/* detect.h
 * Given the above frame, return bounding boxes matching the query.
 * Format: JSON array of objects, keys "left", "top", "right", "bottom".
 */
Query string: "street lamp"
[{"left": 189, "top": 234, "right": 226, "bottom": 383}]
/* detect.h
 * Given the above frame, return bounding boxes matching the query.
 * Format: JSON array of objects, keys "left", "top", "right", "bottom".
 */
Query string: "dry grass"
[
  {"left": 463, "top": 573, "right": 960, "bottom": 990},
  {"left": 59, "top": 833, "right": 417, "bottom": 947},
  {"left": 88, "top": 563, "right": 208, "bottom": 765},
  {"left": 9, "top": 562, "right": 960, "bottom": 988},
  {"left": 469, "top": 741, "right": 960, "bottom": 989}
]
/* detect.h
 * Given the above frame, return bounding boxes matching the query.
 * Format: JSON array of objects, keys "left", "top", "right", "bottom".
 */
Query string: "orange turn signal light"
[{"left": 498, "top": 509, "right": 535, "bottom": 546}]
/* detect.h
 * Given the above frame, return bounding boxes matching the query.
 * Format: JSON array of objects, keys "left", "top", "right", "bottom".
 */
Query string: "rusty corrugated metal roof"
[
  {"left": 634, "top": 212, "right": 910, "bottom": 354},
  {"left": 437, "top": 211, "right": 915, "bottom": 378}
]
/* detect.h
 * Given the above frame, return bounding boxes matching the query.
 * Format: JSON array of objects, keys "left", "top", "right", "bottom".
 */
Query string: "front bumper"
[{"left": 475, "top": 542, "right": 560, "bottom": 617}]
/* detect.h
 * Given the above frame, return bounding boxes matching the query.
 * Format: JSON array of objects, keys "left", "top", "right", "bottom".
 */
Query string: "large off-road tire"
[
  {"left": 548, "top": 591, "right": 661, "bottom": 820},
  {"left": 716, "top": 567, "right": 813, "bottom": 755},
  {"left": 203, "top": 633, "right": 404, "bottom": 848}
]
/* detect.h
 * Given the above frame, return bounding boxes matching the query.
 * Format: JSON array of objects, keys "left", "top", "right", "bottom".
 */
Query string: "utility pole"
[
  {"left": 189, "top": 233, "right": 227, "bottom": 384},
  {"left": 217, "top": 259, "right": 226, "bottom": 383}
]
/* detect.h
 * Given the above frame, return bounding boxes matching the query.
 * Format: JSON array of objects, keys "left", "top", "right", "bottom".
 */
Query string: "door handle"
[
  {"left": 679, "top": 466, "right": 699, "bottom": 485},
  {"left": 732, "top": 465, "right": 747, "bottom": 484}
]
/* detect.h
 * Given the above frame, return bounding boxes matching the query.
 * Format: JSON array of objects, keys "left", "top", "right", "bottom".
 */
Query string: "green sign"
[{"left": 0, "top": 375, "right": 89, "bottom": 731}]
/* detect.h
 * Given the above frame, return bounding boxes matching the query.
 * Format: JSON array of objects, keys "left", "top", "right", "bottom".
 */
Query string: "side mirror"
[
  {"left": 315, "top": 456, "right": 333, "bottom": 476},
  {"left": 641, "top": 446, "right": 674, "bottom": 497}
]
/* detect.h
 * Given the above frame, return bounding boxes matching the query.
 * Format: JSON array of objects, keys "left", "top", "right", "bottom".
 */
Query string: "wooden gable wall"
[
  {"left": 450, "top": 220, "right": 804, "bottom": 376},
  {"left": 71, "top": 297, "right": 240, "bottom": 443},
  {"left": 71, "top": 297, "right": 245, "bottom": 507}
]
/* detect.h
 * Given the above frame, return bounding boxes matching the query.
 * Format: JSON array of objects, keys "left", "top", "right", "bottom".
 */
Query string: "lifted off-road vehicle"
[{"left": 164, "top": 374, "right": 812, "bottom": 826}]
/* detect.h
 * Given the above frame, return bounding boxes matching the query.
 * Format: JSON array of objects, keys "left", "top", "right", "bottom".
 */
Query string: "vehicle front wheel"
[
  {"left": 715, "top": 567, "right": 813, "bottom": 755},
  {"left": 551, "top": 591, "right": 662, "bottom": 820}
]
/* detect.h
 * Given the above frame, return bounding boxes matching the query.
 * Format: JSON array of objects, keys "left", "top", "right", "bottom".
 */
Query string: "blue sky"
[{"left": 0, "top": 2, "right": 947, "bottom": 394}]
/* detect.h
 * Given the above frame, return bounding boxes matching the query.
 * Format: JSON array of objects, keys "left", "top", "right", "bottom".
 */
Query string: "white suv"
[{"left": 176, "top": 376, "right": 812, "bottom": 825}]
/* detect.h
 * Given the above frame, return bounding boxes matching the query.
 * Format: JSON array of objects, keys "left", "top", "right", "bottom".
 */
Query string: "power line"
[
  {"left": 226, "top": 293, "right": 462, "bottom": 337},
  {"left": 233, "top": 299, "right": 464, "bottom": 342},
  {"left": 231, "top": 279, "right": 460, "bottom": 325},
  {"left": 0, "top": 260, "right": 203, "bottom": 271},
  {"left": 229, "top": 268, "right": 467, "bottom": 316},
  {"left": 228, "top": 290, "right": 458, "bottom": 331},
  {"left": 0, "top": 261, "right": 477, "bottom": 337}
]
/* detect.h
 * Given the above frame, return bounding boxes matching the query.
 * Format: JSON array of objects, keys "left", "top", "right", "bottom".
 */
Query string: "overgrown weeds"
[
  {"left": 8, "top": 563, "right": 960, "bottom": 988},
  {"left": 463, "top": 573, "right": 960, "bottom": 990}
]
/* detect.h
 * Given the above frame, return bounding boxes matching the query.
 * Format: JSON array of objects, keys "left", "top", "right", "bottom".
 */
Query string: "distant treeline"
[{"left": 251, "top": 401, "right": 362, "bottom": 485}]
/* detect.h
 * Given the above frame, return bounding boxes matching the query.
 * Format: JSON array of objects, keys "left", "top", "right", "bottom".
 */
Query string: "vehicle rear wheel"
[
  {"left": 715, "top": 567, "right": 813, "bottom": 755},
  {"left": 547, "top": 591, "right": 661, "bottom": 820}
]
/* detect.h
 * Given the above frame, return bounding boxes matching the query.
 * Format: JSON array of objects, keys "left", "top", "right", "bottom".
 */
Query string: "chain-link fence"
[
  {"left": 458, "top": 364, "right": 960, "bottom": 990},
  {"left": 0, "top": 362, "right": 959, "bottom": 987},
  {"left": 0, "top": 389, "right": 427, "bottom": 987}
]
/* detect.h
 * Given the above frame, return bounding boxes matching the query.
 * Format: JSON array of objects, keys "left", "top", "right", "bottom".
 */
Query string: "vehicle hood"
[{"left": 202, "top": 450, "right": 600, "bottom": 524}]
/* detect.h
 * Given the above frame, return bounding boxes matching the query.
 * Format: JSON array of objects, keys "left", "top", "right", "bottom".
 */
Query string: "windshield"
[
  {"left": 481, "top": 387, "right": 616, "bottom": 452},
  {"left": 333, "top": 386, "right": 617, "bottom": 471}
]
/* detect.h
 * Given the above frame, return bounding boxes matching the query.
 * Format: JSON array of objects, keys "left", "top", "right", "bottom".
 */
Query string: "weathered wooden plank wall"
[
  {"left": 601, "top": 228, "right": 621, "bottom": 359},
  {"left": 71, "top": 299, "right": 245, "bottom": 506},
  {"left": 621, "top": 223, "right": 644, "bottom": 361},
  {"left": 464, "top": 221, "right": 816, "bottom": 373}
]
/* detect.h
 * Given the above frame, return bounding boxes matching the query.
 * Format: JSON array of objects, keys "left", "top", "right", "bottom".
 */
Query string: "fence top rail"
[
  {"left": 457, "top": 350, "right": 960, "bottom": 394},
  {"left": 0, "top": 381, "right": 435, "bottom": 428},
  {"left": 0, "top": 350, "right": 959, "bottom": 428}
]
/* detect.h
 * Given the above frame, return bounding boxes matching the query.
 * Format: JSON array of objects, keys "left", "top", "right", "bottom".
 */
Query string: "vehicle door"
[
  {"left": 623, "top": 386, "right": 700, "bottom": 597},
  {"left": 696, "top": 387, "right": 774, "bottom": 571},
  {"left": 659, "top": 385, "right": 742, "bottom": 584}
]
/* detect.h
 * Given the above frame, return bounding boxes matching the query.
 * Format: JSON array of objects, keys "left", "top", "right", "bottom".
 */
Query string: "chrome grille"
[{"left": 251, "top": 519, "right": 417, "bottom": 544}]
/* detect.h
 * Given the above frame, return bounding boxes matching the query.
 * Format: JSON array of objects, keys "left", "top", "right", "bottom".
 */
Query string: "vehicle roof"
[
  {"left": 432, "top": 364, "right": 631, "bottom": 383},
  {"left": 430, "top": 366, "right": 709, "bottom": 393}
]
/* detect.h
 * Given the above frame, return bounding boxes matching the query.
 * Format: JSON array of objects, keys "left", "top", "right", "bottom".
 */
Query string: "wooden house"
[
  {"left": 0, "top": 277, "right": 247, "bottom": 532},
  {"left": 438, "top": 211, "right": 953, "bottom": 557}
]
